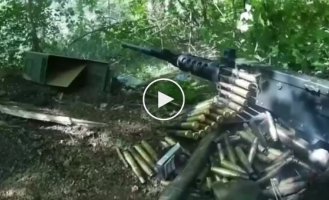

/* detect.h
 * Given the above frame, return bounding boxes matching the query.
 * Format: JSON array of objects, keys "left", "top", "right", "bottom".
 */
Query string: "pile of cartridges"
[
  {"left": 116, "top": 136, "right": 184, "bottom": 185},
  {"left": 116, "top": 140, "right": 159, "bottom": 184},
  {"left": 193, "top": 122, "right": 328, "bottom": 200},
  {"left": 159, "top": 136, "right": 182, "bottom": 150}
]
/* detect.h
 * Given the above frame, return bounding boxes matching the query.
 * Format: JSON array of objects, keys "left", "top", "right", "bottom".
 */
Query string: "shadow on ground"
[{"left": 0, "top": 70, "right": 165, "bottom": 200}]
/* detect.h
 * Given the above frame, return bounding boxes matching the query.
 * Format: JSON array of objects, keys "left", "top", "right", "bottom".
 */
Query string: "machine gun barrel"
[
  {"left": 122, "top": 43, "right": 224, "bottom": 82},
  {"left": 122, "top": 43, "right": 179, "bottom": 66}
]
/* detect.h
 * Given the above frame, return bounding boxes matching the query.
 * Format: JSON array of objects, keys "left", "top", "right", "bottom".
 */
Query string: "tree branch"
[
  {"left": 68, "top": 23, "right": 118, "bottom": 46},
  {"left": 200, "top": 0, "right": 208, "bottom": 25},
  {"left": 176, "top": 0, "right": 199, "bottom": 26},
  {"left": 26, "top": 0, "right": 42, "bottom": 52},
  {"left": 68, "top": 20, "right": 158, "bottom": 47}
]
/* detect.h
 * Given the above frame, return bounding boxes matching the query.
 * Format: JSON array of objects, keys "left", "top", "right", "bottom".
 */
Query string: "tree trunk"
[
  {"left": 27, "top": 0, "right": 41, "bottom": 52},
  {"left": 200, "top": 0, "right": 208, "bottom": 25}
]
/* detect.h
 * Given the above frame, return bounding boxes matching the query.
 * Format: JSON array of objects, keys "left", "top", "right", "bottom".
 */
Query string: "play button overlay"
[
  {"left": 143, "top": 78, "right": 185, "bottom": 121},
  {"left": 158, "top": 91, "right": 174, "bottom": 108}
]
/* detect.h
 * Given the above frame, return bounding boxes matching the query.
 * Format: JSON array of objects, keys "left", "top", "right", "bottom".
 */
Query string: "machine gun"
[
  {"left": 122, "top": 43, "right": 329, "bottom": 200},
  {"left": 122, "top": 43, "right": 329, "bottom": 150}
]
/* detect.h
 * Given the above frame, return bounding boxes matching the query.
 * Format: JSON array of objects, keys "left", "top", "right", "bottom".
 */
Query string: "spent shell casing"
[
  {"left": 262, "top": 161, "right": 281, "bottom": 174},
  {"left": 214, "top": 175, "right": 221, "bottom": 182},
  {"left": 185, "top": 114, "right": 206, "bottom": 122},
  {"left": 130, "top": 149, "right": 154, "bottom": 177},
  {"left": 228, "top": 134, "right": 242, "bottom": 143},
  {"left": 206, "top": 177, "right": 212, "bottom": 190},
  {"left": 116, "top": 147, "right": 129, "bottom": 168},
  {"left": 265, "top": 149, "right": 283, "bottom": 161},
  {"left": 268, "top": 148, "right": 284, "bottom": 157},
  {"left": 272, "top": 150, "right": 292, "bottom": 163},
  {"left": 211, "top": 167, "right": 249, "bottom": 179},
  {"left": 164, "top": 136, "right": 177, "bottom": 146},
  {"left": 220, "top": 159, "right": 247, "bottom": 174},
  {"left": 238, "top": 130, "right": 255, "bottom": 143},
  {"left": 224, "top": 134, "right": 237, "bottom": 164},
  {"left": 134, "top": 144, "right": 156, "bottom": 168},
  {"left": 248, "top": 138, "right": 259, "bottom": 164},
  {"left": 217, "top": 143, "right": 225, "bottom": 162},
  {"left": 141, "top": 140, "right": 158, "bottom": 161},
  {"left": 257, "top": 158, "right": 292, "bottom": 184},
  {"left": 123, "top": 150, "right": 145, "bottom": 184},
  {"left": 256, "top": 153, "right": 273, "bottom": 164},
  {"left": 249, "top": 128, "right": 268, "bottom": 150},
  {"left": 168, "top": 130, "right": 199, "bottom": 139},
  {"left": 160, "top": 140, "right": 171, "bottom": 149},
  {"left": 265, "top": 111, "right": 278, "bottom": 142},
  {"left": 235, "top": 146, "right": 254, "bottom": 174}
]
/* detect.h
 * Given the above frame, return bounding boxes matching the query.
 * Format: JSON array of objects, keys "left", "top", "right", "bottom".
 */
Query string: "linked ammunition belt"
[{"left": 164, "top": 68, "right": 258, "bottom": 140}]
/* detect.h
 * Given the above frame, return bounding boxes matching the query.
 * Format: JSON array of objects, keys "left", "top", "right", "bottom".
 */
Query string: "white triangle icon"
[{"left": 158, "top": 91, "right": 174, "bottom": 108}]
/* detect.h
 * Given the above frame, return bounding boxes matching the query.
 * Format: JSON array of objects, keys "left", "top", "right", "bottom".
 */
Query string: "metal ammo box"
[{"left": 23, "top": 51, "right": 112, "bottom": 92}]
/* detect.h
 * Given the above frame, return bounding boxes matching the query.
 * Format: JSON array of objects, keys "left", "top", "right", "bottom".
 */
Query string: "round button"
[{"left": 143, "top": 78, "right": 185, "bottom": 121}]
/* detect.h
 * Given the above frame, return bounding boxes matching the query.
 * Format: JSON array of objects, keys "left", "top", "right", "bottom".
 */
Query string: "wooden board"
[{"left": 0, "top": 101, "right": 107, "bottom": 127}]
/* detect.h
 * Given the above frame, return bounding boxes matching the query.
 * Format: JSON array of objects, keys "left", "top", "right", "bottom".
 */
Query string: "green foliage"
[{"left": 1, "top": 0, "right": 329, "bottom": 77}]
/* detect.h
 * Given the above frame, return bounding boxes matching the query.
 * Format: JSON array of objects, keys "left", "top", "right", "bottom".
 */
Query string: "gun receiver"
[{"left": 122, "top": 43, "right": 329, "bottom": 148}]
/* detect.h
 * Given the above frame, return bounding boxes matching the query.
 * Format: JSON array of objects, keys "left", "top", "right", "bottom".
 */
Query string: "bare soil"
[{"left": 0, "top": 69, "right": 166, "bottom": 200}]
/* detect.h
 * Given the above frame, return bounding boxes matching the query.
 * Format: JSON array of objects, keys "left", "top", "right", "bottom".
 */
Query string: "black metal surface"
[
  {"left": 254, "top": 73, "right": 329, "bottom": 145},
  {"left": 177, "top": 55, "right": 223, "bottom": 82}
]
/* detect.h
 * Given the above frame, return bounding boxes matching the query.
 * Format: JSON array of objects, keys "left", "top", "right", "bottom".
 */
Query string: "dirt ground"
[{"left": 0, "top": 69, "right": 167, "bottom": 200}]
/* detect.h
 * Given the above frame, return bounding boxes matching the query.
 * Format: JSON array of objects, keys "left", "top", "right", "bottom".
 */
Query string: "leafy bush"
[{"left": 1, "top": 0, "right": 329, "bottom": 77}]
